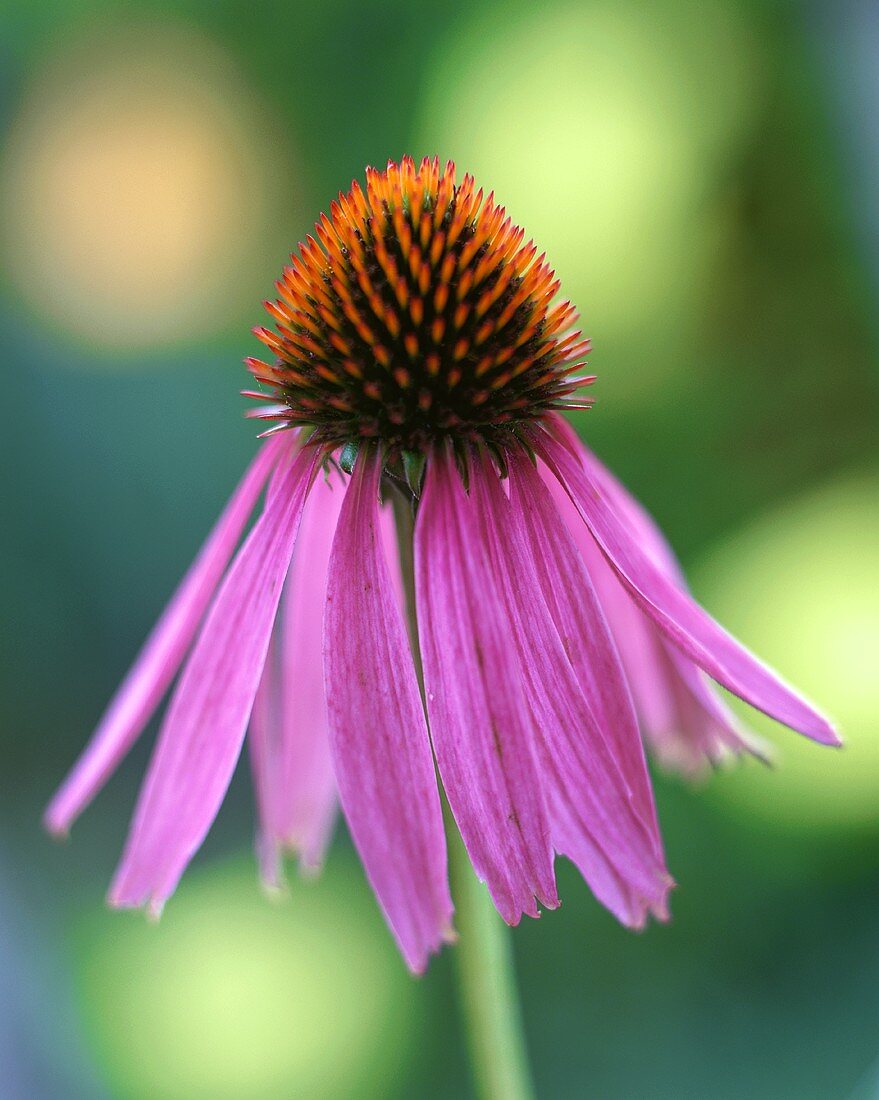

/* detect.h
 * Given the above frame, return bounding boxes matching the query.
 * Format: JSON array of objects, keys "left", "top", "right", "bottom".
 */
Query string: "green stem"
[
  {"left": 448, "top": 825, "right": 535, "bottom": 1100},
  {"left": 391, "top": 488, "right": 535, "bottom": 1100}
]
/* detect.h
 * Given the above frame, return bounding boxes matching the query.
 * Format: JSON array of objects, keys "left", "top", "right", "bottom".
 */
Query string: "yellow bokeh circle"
[{"left": 1, "top": 22, "right": 289, "bottom": 354}]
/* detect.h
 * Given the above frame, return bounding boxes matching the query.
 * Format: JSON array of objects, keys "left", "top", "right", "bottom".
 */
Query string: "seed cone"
[{"left": 246, "top": 156, "right": 594, "bottom": 454}]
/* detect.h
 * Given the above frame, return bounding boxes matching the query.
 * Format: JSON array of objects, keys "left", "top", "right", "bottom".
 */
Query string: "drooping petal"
[
  {"left": 44, "top": 438, "right": 284, "bottom": 837},
  {"left": 535, "top": 422, "right": 840, "bottom": 746},
  {"left": 275, "top": 470, "right": 342, "bottom": 872},
  {"left": 109, "top": 439, "right": 321, "bottom": 913},
  {"left": 550, "top": 415, "right": 687, "bottom": 582},
  {"left": 416, "top": 451, "right": 557, "bottom": 925},
  {"left": 541, "top": 459, "right": 765, "bottom": 773},
  {"left": 476, "top": 452, "right": 671, "bottom": 926},
  {"left": 248, "top": 635, "right": 284, "bottom": 889},
  {"left": 323, "top": 447, "right": 452, "bottom": 974},
  {"left": 378, "top": 499, "right": 406, "bottom": 616},
  {"left": 249, "top": 475, "right": 345, "bottom": 886},
  {"left": 654, "top": 641, "right": 768, "bottom": 772},
  {"left": 561, "top": 425, "right": 762, "bottom": 755},
  {"left": 507, "top": 451, "right": 659, "bottom": 833}
]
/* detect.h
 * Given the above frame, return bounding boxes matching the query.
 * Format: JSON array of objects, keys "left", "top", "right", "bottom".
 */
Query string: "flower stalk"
[
  {"left": 448, "top": 819, "right": 535, "bottom": 1100},
  {"left": 392, "top": 487, "right": 535, "bottom": 1100}
]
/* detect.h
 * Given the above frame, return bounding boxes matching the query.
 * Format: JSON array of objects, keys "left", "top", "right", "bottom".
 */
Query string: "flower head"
[
  {"left": 46, "top": 157, "right": 839, "bottom": 973},
  {"left": 246, "top": 156, "right": 592, "bottom": 461}
]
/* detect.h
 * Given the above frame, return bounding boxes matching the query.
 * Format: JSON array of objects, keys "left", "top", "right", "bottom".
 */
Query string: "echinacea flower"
[{"left": 46, "top": 156, "right": 839, "bottom": 973}]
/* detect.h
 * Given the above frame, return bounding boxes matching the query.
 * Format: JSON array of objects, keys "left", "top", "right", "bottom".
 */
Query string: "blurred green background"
[{"left": 1, "top": 0, "right": 878, "bottom": 1096}]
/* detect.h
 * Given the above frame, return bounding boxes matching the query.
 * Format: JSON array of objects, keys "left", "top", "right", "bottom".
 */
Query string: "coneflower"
[{"left": 46, "top": 157, "right": 838, "bottom": 981}]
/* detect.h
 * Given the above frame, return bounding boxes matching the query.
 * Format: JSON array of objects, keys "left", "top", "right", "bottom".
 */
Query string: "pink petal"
[
  {"left": 378, "top": 500, "right": 406, "bottom": 617},
  {"left": 565, "top": 428, "right": 770, "bottom": 762},
  {"left": 275, "top": 470, "right": 342, "bottom": 873},
  {"left": 109, "top": 439, "right": 321, "bottom": 913},
  {"left": 508, "top": 452, "right": 659, "bottom": 834},
  {"left": 656, "top": 642, "right": 769, "bottom": 772},
  {"left": 553, "top": 416, "right": 687, "bottom": 583},
  {"left": 323, "top": 447, "right": 452, "bottom": 974},
  {"left": 477, "top": 453, "right": 671, "bottom": 926},
  {"left": 415, "top": 451, "right": 558, "bottom": 925},
  {"left": 44, "top": 438, "right": 284, "bottom": 837},
  {"left": 248, "top": 636, "right": 284, "bottom": 889},
  {"left": 541, "top": 461, "right": 764, "bottom": 773},
  {"left": 535, "top": 421, "right": 840, "bottom": 746}
]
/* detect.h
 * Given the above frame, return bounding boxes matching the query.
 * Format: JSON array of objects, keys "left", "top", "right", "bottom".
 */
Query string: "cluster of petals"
[{"left": 46, "top": 415, "right": 838, "bottom": 972}]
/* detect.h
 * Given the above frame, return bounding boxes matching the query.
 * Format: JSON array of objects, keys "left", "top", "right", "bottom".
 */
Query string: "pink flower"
[{"left": 46, "top": 158, "right": 839, "bottom": 973}]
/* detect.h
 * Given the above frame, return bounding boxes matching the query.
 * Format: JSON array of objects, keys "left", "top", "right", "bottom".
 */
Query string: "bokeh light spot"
[
  {"left": 692, "top": 471, "right": 879, "bottom": 832},
  {"left": 1, "top": 21, "right": 289, "bottom": 355},
  {"left": 72, "top": 856, "right": 420, "bottom": 1099}
]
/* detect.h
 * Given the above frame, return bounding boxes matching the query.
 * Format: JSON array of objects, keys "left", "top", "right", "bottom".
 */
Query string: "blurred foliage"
[{"left": 1, "top": 0, "right": 877, "bottom": 1097}]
